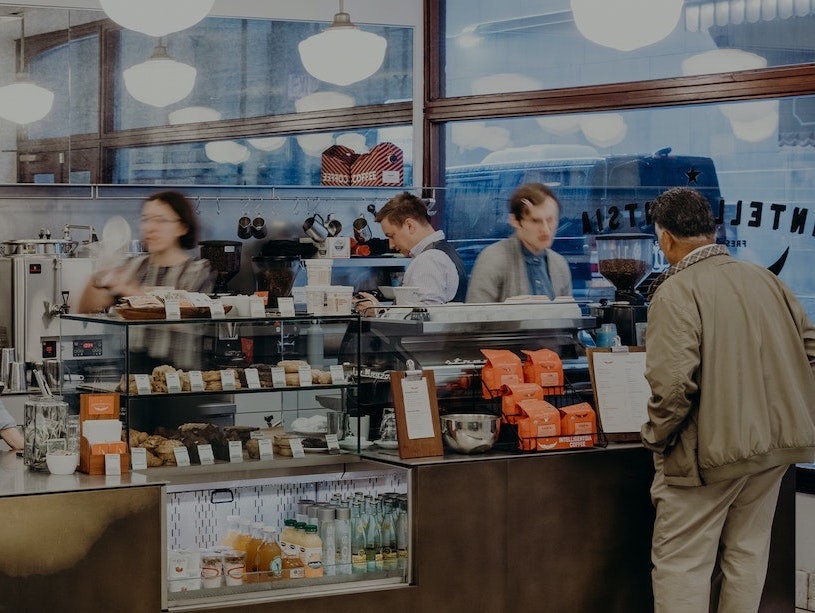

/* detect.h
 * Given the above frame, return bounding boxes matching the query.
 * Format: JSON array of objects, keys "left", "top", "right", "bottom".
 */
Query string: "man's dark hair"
[
  {"left": 509, "top": 183, "right": 562, "bottom": 221},
  {"left": 649, "top": 187, "right": 717, "bottom": 238},
  {"left": 374, "top": 192, "right": 432, "bottom": 226},
  {"left": 145, "top": 190, "right": 200, "bottom": 249}
]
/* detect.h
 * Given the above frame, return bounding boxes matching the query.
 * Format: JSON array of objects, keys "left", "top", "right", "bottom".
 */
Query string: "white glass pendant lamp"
[
  {"left": 570, "top": 0, "right": 684, "bottom": 51},
  {"left": 0, "top": 13, "right": 55, "bottom": 125},
  {"left": 298, "top": 0, "right": 387, "bottom": 86},
  {"left": 99, "top": 0, "right": 215, "bottom": 37},
  {"left": 124, "top": 42, "right": 197, "bottom": 107}
]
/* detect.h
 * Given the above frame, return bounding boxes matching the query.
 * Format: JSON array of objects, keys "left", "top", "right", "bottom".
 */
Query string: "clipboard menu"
[
  {"left": 587, "top": 347, "right": 650, "bottom": 442},
  {"left": 389, "top": 370, "right": 444, "bottom": 459}
]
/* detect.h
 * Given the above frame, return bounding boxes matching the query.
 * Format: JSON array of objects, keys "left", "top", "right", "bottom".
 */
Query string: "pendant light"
[
  {"left": 99, "top": 0, "right": 215, "bottom": 38},
  {"left": 0, "top": 13, "right": 55, "bottom": 125},
  {"left": 123, "top": 41, "right": 197, "bottom": 108},
  {"left": 570, "top": 0, "right": 683, "bottom": 52},
  {"left": 298, "top": 0, "right": 387, "bottom": 86}
]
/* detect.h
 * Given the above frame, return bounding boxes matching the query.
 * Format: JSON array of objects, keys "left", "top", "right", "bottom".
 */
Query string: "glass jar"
[{"left": 23, "top": 396, "right": 68, "bottom": 471}]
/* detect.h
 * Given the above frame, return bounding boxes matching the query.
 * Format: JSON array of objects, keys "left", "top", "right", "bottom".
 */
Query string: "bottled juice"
[
  {"left": 244, "top": 521, "right": 265, "bottom": 583},
  {"left": 256, "top": 527, "right": 283, "bottom": 581},
  {"left": 221, "top": 514, "right": 241, "bottom": 547},
  {"left": 302, "top": 524, "right": 324, "bottom": 577},
  {"left": 280, "top": 519, "right": 305, "bottom": 579},
  {"left": 232, "top": 518, "right": 253, "bottom": 554}
]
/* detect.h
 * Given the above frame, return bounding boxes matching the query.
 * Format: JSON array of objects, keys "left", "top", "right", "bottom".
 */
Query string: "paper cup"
[{"left": 305, "top": 259, "right": 333, "bottom": 285}]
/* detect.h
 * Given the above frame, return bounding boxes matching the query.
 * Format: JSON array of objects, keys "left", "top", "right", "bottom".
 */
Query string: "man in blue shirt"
[{"left": 466, "top": 183, "right": 572, "bottom": 303}]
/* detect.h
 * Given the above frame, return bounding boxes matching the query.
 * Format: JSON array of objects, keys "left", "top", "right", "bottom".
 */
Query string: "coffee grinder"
[
  {"left": 199, "top": 240, "right": 244, "bottom": 366},
  {"left": 199, "top": 240, "right": 242, "bottom": 295},
  {"left": 593, "top": 233, "right": 655, "bottom": 346}
]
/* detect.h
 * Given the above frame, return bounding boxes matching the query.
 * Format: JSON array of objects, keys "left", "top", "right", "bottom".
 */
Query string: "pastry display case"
[{"left": 57, "top": 312, "right": 413, "bottom": 609}]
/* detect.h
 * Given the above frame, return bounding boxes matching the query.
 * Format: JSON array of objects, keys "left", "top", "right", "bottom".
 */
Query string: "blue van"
[{"left": 442, "top": 145, "right": 723, "bottom": 297}]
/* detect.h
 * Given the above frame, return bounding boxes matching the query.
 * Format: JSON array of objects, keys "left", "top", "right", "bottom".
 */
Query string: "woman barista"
[{"left": 78, "top": 191, "right": 215, "bottom": 370}]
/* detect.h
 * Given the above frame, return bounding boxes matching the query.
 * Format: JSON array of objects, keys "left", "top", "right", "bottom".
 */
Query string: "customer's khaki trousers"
[{"left": 650, "top": 455, "right": 787, "bottom": 613}]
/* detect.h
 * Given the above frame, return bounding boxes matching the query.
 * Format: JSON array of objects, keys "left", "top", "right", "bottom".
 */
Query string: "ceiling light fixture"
[
  {"left": 297, "top": 0, "right": 387, "bottom": 86},
  {"left": 124, "top": 41, "right": 197, "bottom": 108},
  {"left": 0, "top": 13, "right": 55, "bottom": 125},
  {"left": 99, "top": 0, "right": 215, "bottom": 38},
  {"left": 570, "top": 0, "right": 683, "bottom": 51}
]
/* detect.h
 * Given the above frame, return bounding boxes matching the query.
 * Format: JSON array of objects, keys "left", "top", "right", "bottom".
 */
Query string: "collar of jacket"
[{"left": 647, "top": 243, "right": 730, "bottom": 301}]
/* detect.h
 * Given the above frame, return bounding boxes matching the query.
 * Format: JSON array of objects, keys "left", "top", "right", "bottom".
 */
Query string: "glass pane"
[
  {"left": 110, "top": 125, "right": 414, "bottom": 186},
  {"left": 444, "top": 0, "right": 815, "bottom": 96},
  {"left": 442, "top": 96, "right": 815, "bottom": 317},
  {"left": 112, "top": 17, "right": 413, "bottom": 131},
  {"left": 23, "top": 24, "right": 99, "bottom": 139}
]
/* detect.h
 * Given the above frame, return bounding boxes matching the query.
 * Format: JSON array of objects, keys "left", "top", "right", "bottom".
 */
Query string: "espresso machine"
[{"left": 592, "top": 233, "right": 655, "bottom": 346}]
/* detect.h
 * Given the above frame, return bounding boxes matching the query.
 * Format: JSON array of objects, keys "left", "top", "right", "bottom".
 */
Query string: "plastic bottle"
[
  {"left": 280, "top": 519, "right": 305, "bottom": 579},
  {"left": 256, "top": 526, "right": 283, "bottom": 582},
  {"left": 351, "top": 502, "right": 367, "bottom": 574},
  {"left": 244, "top": 521, "right": 265, "bottom": 582},
  {"left": 318, "top": 507, "right": 336, "bottom": 576},
  {"left": 221, "top": 514, "right": 241, "bottom": 547},
  {"left": 334, "top": 505, "right": 353, "bottom": 575},
  {"left": 302, "top": 524, "right": 324, "bottom": 577}
]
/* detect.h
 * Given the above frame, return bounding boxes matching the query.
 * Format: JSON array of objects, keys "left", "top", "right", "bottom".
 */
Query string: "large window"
[
  {"left": 12, "top": 10, "right": 413, "bottom": 186},
  {"left": 429, "top": 0, "right": 815, "bottom": 318}
]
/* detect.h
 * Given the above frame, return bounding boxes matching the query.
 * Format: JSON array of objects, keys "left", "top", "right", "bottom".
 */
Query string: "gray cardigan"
[{"left": 465, "top": 235, "right": 572, "bottom": 303}]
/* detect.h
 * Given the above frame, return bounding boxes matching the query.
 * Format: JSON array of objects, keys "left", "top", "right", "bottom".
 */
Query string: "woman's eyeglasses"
[{"left": 140, "top": 216, "right": 180, "bottom": 226}]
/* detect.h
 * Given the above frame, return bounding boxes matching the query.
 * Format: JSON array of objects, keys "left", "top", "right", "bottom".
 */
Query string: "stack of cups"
[{"left": 1, "top": 347, "right": 15, "bottom": 388}]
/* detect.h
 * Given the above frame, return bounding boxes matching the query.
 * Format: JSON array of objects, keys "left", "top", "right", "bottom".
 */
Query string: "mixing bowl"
[{"left": 440, "top": 413, "right": 500, "bottom": 454}]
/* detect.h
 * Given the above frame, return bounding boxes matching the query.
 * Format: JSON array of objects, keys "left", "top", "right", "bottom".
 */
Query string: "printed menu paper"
[
  {"left": 589, "top": 349, "right": 650, "bottom": 434},
  {"left": 401, "top": 377, "right": 435, "bottom": 439}
]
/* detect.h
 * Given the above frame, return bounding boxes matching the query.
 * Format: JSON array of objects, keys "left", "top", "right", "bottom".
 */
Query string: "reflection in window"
[
  {"left": 112, "top": 18, "right": 413, "bottom": 131},
  {"left": 27, "top": 33, "right": 99, "bottom": 139},
  {"left": 444, "top": 0, "right": 815, "bottom": 96},
  {"left": 442, "top": 97, "right": 815, "bottom": 316},
  {"left": 111, "top": 126, "right": 414, "bottom": 187}
]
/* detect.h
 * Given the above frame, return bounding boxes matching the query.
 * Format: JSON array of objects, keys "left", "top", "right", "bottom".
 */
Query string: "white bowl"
[{"left": 46, "top": 451, "right": 79, "bottom": 475}]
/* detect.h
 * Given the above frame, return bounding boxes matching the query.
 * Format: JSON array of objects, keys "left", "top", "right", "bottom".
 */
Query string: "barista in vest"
[{"left": 354, "top": 192, "right": 468, "bottom": 314}]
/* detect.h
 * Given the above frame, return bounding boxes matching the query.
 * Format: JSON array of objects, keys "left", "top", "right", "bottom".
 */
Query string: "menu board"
[{"left": 587, "top": 347, "right": 650, "bottom": 441}]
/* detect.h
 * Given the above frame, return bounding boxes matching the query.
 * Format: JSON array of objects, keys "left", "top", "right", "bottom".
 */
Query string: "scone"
[{"left": 277, "top": 359, "right": 309, "bottom": 374}]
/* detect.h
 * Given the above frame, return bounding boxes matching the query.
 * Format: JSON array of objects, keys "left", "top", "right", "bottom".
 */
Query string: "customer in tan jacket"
[{"left": 641, "top": 187, "right": 815, "bottom": 613}]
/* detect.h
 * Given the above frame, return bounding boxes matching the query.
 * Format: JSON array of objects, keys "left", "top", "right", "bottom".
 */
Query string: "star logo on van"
[{"left": 685, "top": 167, "right": 701, "bottom": 184}]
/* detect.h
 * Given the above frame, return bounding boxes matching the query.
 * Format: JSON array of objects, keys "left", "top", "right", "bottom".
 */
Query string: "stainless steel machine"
[{"left": 0, "top": 253, "right": 95, "bottom": 366}]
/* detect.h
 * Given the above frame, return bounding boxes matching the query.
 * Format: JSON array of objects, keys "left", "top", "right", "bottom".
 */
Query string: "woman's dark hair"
[
  {"left": 509, "top": 183, "right": 562, "bottom": 221},
  {"left": 145, "top": 190, "right": 199, "bottom": 249},
  {"left": 649, "top": 187, "right": 717, "bottom": 238}
]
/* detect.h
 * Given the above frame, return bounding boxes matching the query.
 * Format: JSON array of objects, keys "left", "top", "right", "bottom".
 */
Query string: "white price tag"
[
  {"left": 173, "top": 446, "right": 191, "bottom": 467},
  {"left": 244, "top": 368, "right": 261, "bottom": 389},
  {"left": 329, "top": 364, "right": 346, "bottom": 385},
  {"left": 249, "top": 295, "right": 266, "bottom": 317},
  {"left": 210, "top": 300, "right": 226, "bottom": 319},
  {"left": 220, "top": 369, "right": 236, "bottom": 391},
  {"left": 134, "top": 374, "right": 152, "bottom": 395},
  {"left": 258, "top": 438, "right": 274, "bottom": 460},
  {"left": 197, "top": 444, "right": 215, "bottom": 465},
  {"left": 105, "top": 453, "right": 122, "bottom": 476},
  {"left": 271, "top": 367, "right": 286, "bottom": 388},
  {"left": 165, "top": 371, "right": 182, "bottom": 393},
  {"left": 298, "top": 365, "right": 312, "bottom": 387},
  {"left": 131, "top": 447, "right": 147, "bottom": 470},
  {"left": 325, "top": 434, "right": 340, "bottom": 451},
  {"left": 228, "top": 440, "right": 243, "bottom": 463},
  {"left": 277, "top": 297, "right": 295, "bottom": 317},
  {"left": 164, "top": 299, "right": 182, "bottom": 320},
  {"left": 189, "top": 371, "right": 205, "bottom": 392},
  {"left": 289, "top": 438, "right": 305, "bottom": 458}
]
